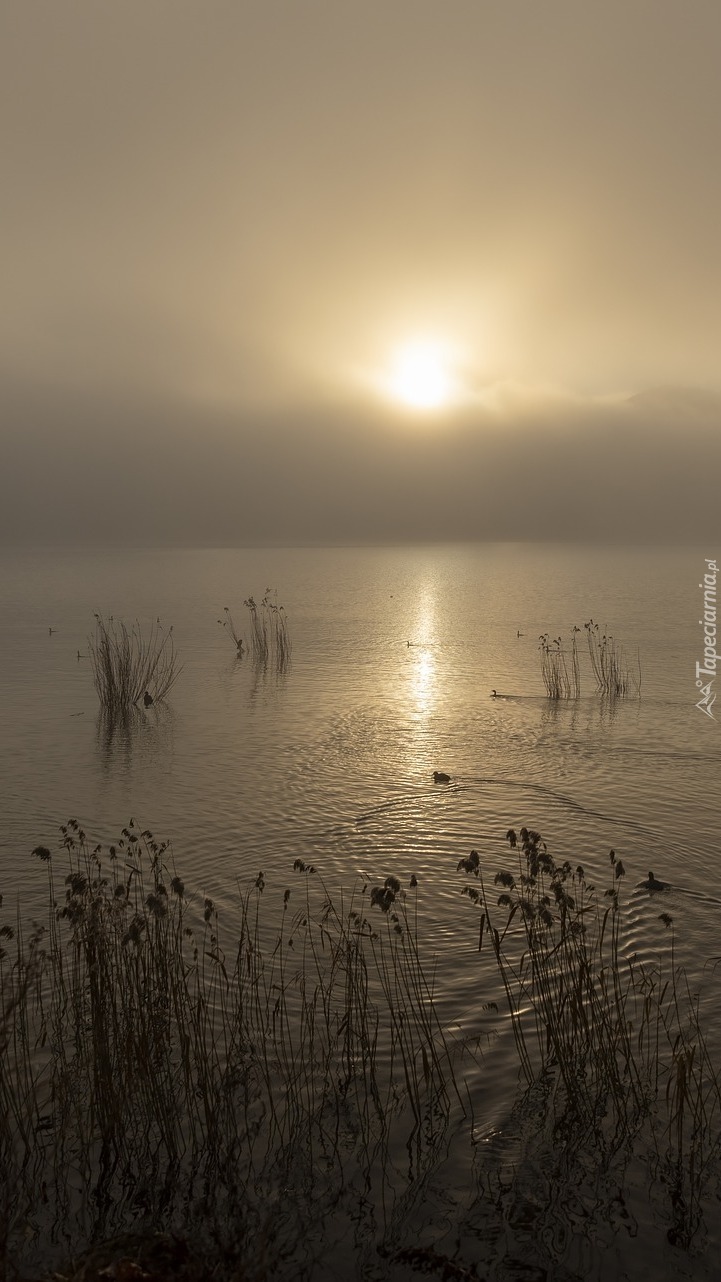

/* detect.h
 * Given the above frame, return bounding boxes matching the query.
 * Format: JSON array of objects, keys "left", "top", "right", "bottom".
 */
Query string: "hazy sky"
[{"left": 2, "top": 0, "right": 720, "bottom": 544}]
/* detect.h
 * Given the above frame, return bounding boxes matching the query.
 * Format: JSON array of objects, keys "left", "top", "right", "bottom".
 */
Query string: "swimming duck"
[
  {"left": 143, "top": 691, "right": 154, "bottom": 707},
  {"left": 433, "top": 771, "right": 451, "bottom": 783},
  {"left": 642, "top": 870, "right": 668, "bottom": 892}
]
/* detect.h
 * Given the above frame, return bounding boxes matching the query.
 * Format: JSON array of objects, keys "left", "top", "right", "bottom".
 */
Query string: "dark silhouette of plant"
[
  {"left": 88, "top": 615, "right": 182, "bottom": 712},
  {"left": 221, "top": 589, "right": 292, "bottom": 670}
]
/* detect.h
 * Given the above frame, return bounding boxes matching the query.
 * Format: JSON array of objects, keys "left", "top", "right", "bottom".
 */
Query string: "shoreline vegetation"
[{"left": 2, "top": 822, "right": 719, "bottom": 1280}]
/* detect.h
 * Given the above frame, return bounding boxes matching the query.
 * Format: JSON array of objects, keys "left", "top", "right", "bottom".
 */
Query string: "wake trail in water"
[
  {"left": 356, "top": 786, "right": 464, "bottom": 823},
  {"left": 356, "top": 773, "right": 697, "bottom": 870},
  {"left": 629, "top": 881, "right": 721, "bottom": 909}
]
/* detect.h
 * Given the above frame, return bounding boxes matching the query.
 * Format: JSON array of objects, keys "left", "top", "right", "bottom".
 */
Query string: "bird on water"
[
  {"left": 642, "top": 870, "right": 668, "bottom": 891},
  {"left": 433, "top": 771, "right": 451, "bottom": 783},
  {"left": 143, "top": 691, "right": 154, "bottom": 707}
]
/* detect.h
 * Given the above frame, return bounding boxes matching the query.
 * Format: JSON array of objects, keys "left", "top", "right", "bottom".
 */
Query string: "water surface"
[{"left": 1, "top": 541, "right": 719, "bottom": 1276}]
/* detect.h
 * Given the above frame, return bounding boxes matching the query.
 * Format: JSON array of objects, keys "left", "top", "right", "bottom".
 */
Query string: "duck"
[
  {"left": 433, "top": 771, "right": 451, "bottom": 783},
  {"left": 143, "top": 691, "right": 154, "bottom": 707},
  {"left": 642, "top": 870, "right": 668, "bottom": 892},
  {"left": 491, "top": 689, "right": 498, "bottom": 698}
]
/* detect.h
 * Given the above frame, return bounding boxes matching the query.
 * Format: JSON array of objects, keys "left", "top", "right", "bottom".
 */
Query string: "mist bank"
[{"left": 2, "top": 378, "right": 718, "bottom": 546}]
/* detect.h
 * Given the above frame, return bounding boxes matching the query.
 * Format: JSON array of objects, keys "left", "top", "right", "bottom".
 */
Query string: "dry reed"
[
  {"left": 220, "top": 590, "right": 291, "bottom": 670},
  {"left": 538, "top": 620, "right": 641, "bottom": 699},
  {"left": 0, "top": 823, "right": 452, "bottom": 1278},
  {"left": 3, "top": 817, "right": 720, "bottom": 1275},
  {"left": 538, "top": 631, "right": 581, "bottom": 699},
  {"left": 584, "top": 618, "right": 642, "bottom": 696},
  {"left": 88, "top": 615, "right": 182, "bottom": 712},
  {"left": 458, "top": 826, "right": 720, "bottom": 1244}
]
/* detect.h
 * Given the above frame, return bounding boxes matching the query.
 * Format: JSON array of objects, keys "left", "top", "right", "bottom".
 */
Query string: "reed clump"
[
  {"left": 458, "top": 827, "right": 721, "bottom": 1244},
  {"left": 220, "top": 590, "right": 291, "bottom": 670},
  {"left": 538, "top": 629, "right": 581, "bottom": 699},
  {"left": 584, "top": 618, "right": 642, "bottom": 696},
  {"left": 0, "top": 822, "right": 453, "bottom": 1278},
  {"left": 245, "top": 589, "right": 291, "bottom": 668},
  {"left": 88, "top": 615, "right": 182, "bottom": 712},
  {"left": 537, "top": 620, "right": 641, "bottom": 699}
]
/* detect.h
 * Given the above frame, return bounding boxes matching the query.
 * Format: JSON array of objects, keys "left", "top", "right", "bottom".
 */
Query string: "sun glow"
[{"left": 386, "top": 338, "right": 459, "bottom": 411}]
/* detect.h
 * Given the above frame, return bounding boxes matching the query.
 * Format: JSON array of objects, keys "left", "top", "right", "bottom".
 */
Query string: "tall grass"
[
  {"left": 88, "top": 615, "right": 182, "bottom": 712},
  {"left": 537, "top": 631, "right": 581, "bottom": 699},
  {"left": 0, "top": 823, "right": 454, "bottom": 1277},
  {"left": 584, "top": 618, "right": 642, "bottom": 696},
  {"left": 3, "top": 819, "right": 721, "bottom": 1275},
  {"left": 458, "top": 826, "right": 721, "bottom": 1244},
  {"left": 245, "top": 589, "right": 291, "bottom": 668},
  {"left": 538, "top": 620, "right": 641, "bottom": 699},
  {"left": 220, "top": 590, "right": 292, "bottom": 670}
]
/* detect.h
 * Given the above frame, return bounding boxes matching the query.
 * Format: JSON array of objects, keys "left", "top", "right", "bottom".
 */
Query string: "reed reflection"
[
  {"left": 222, "top": 647, "right": 291, "bottom": 713},
  {"left": 245, "top": 653, "right": 291, "bottom": 708},
  {"left": 96, "top": 704, "right": 176, "bottom": 772}
]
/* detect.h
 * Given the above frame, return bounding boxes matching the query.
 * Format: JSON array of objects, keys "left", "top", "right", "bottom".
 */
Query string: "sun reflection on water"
[
  {"left": 411, "top": 647, "right": 437, "bottom": 716},
  {"left": 405, "top": 583, "right": 442, "bottom": 730}
]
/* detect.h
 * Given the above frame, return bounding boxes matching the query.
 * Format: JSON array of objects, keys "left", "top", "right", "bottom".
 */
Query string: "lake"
[{"left": 1, "top": 541, "right": 719, "bottom": 1279}]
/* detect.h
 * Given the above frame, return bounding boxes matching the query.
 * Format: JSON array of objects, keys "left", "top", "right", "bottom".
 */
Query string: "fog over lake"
[{"left": 2, "top": 2, "right": 720, "bottom": 1277}]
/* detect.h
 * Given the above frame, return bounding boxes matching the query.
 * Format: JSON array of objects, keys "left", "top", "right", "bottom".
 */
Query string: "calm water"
[{"left": 1, "top": 541, "right": 720, "bottom": 1276}]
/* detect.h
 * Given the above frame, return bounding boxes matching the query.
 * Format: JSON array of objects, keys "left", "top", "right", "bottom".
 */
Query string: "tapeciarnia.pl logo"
[{"left": 696, "top": 557, "right": 718, "bottom": 719}]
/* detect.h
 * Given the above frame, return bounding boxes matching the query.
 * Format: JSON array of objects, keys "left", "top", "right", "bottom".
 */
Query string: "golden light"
[
  {"left": 411, "top": 648, "right": 437, "bottom": 714},
  {"left": 385, "top": 338, "right": 459, "bottom": 411},
  {"left": 407, "top": 583, "right": 439, "bottom": 717}
]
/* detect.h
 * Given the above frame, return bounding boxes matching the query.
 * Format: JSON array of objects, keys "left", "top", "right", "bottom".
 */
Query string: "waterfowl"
[
  {"left": 642, "top": 870, "right": 668, "bottom": 892},
  {"left": 433, "top": 771, "right": 451, "bottom": 783},
  {"left": 491, "top": 689, "right": 497, "bottom": 698},
  {"left": 143, "top": 691, "right": 154, "bottom": 707}
]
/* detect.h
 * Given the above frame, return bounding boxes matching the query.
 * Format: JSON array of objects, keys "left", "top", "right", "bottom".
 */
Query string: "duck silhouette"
[
  {"left": 433, "top": 771, "right": 451, "bottom": 784},
  {"left": 642, "top": 870, "right": 668, "bottom": 892},
  {"left": 143, "top": 691, "right": 154, "bottom": 707}
]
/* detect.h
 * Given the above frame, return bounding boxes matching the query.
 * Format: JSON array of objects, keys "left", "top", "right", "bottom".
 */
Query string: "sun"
[{"left": 386, "top": 339, "right": 457, "bottom": 411}]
